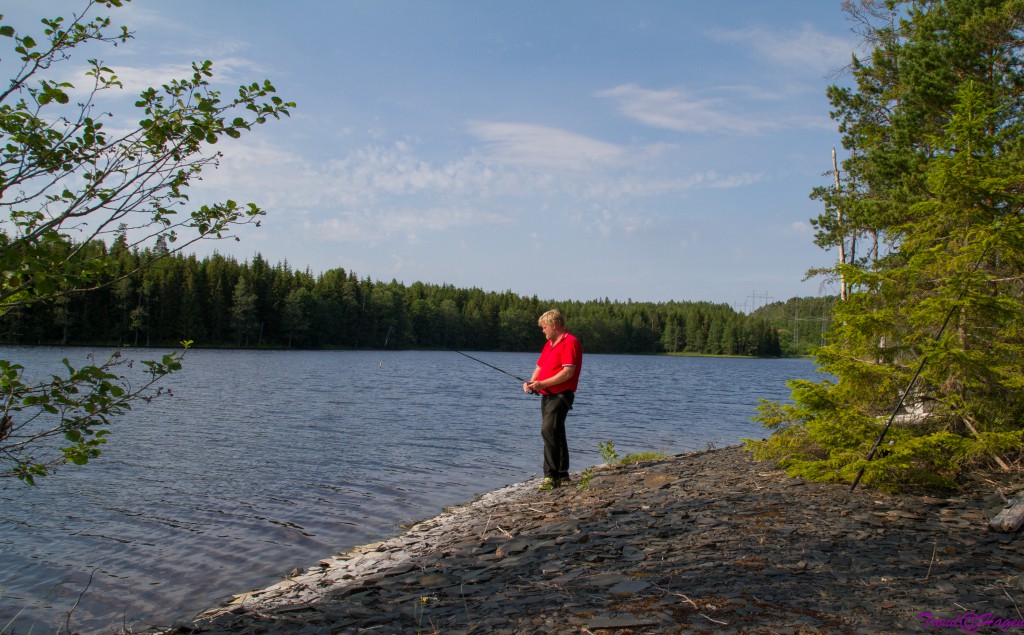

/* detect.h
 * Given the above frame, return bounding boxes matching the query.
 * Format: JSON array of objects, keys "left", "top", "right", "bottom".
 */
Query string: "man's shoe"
[
  {"left": 557, "top": 477, "right": 571, "bottom": 487},
  {"left": 538, "top": 477, "right": 557, "bottom": 491}
]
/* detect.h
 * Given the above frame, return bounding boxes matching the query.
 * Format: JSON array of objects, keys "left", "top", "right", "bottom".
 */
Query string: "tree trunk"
[{"left": 832, "top": 147, "right": 849, "bottom": 301}]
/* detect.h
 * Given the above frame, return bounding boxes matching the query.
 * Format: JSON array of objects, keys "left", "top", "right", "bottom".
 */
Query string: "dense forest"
[{"left": 0, "top": 239, "right": 833, "bottom": 357}]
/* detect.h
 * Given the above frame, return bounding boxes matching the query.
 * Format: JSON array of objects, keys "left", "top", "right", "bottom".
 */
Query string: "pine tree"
[{"left": 750, "top": 0, "right": 1024, "bottom": 490}]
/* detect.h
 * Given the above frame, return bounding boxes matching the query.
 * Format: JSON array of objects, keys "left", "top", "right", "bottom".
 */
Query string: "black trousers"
[{"left": 540, "top": 392, "right": 574, "bottom": 479}]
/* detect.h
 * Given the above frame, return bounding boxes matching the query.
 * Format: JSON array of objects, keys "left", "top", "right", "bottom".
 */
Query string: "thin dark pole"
[
  {"left": 850, "top": 238, "right": 994, "bottom": 492},
  {"left": 849, "top": 355, "right": 931, "bottom": 491},
  {"left": 850, "top": 257, "right": 985, "bottom": 491}
]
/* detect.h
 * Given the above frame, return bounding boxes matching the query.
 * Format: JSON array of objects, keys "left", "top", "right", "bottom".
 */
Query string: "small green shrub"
[
  {"left": 599, "top": 440, "right": 618, "bottom": 463},
  {"left": 576, "top": 467, "right": 594, "bottom": 490}
]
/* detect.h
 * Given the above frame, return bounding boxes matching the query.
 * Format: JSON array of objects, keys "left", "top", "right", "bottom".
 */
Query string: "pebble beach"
[{"left": 161, "top": 446, "right": 1024, "bottom": 634}]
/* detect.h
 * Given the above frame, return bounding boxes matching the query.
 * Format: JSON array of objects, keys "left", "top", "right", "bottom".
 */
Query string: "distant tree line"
[{"left": 0, "top": 240, "right": 831, "bottom": 356}]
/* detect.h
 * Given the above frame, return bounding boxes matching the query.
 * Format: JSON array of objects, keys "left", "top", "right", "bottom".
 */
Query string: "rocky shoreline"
[{"left": 163, "top": 446, "right": 1024, "bottom": 634}]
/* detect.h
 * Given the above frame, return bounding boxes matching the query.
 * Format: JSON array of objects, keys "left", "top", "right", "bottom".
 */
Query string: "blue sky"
[{"left": 10, "top": 1, "right": 861, "bottom": 310}]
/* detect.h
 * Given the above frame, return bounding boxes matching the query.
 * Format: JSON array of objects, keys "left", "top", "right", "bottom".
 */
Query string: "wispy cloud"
[
  {"left": 584, "top": 170, "right": 762, "bottom": 199},
  {"left": 789, "top": 220, "right": 814, "bottom": 235},
  {"left": 118, "top": 55, "right": 263, "bottom": 90},
  {"left": 197, "top": 131, "right": 765, "bottom": 247},
  {"left": 307, "top": 205, "right": 513, "bottom": 244},
  {"left": 706, "top": 171, "right": 763, "bottom": 189},
  {"left": 589, "top": 208, "right": 657, "bottom": 238},
  {"left": 679, "top": 230, "right": 701, "bottom": 249},
  {"left": 596, "top": 84, "right": 778, "bottom": 135},
  {"left": 468, "top": 122, "right": 626, "bottom": 172},
  {"left": 61, "top": 53, "right": 268, "bottom": 109},
  {"left": 208, "top": 139, "right": 510, "bottom": 209},
  {"left": 710, "top": 23, "right": 855, "bottom": 74}
]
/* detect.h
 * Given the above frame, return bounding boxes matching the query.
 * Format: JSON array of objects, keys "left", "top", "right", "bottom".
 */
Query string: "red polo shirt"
[{"left": 535, "top": 332, "right": 582, "bottom": 395}]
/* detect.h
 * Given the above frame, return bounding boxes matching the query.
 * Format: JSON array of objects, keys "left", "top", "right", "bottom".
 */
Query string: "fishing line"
[{"left": 379, "top": 326, "right": 393, "bottom": 368}]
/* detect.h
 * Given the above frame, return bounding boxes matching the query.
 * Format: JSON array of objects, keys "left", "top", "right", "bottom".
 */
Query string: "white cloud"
[
  {"left": 706, "top": 171, "right": 764, "bottom": 189},
  {"left": 679, "top": 230, "right": 701, "bottom": 249},
  {"left": 112, "top": 62, "right": 197, "bottom": 93},
  {"left": 381, "top": 206, "right": 512, "bottom": 234},
  {"left": 530, "top": 231, "right": 542, "bottom": 251},
  {"left": 121, "top": 3, "right": 261, "bottom": 61},
  {"left": 55, "top": 60, "right": 190, "bottom": 101},
  {"left": 468, "top": 122, "right": 626, "bottom": 172},
  {"left": 585, "top": 170, "right": 761, "bottom": 200},
  {"left": 789, "top": 220, "right": 814, "bottom": 235},
  {"left": 786, "top": 112, "right": 841, "bottom": 131},
  {"left": 200, "top": 139, "right": 322, "bottom": 208},
  {"left": 589, "top": 208, "right": 655, "bottom": 238},
  {"left": 62, "top": 54, "right": 268, "bottom": 112},
  {"left": 205, "top": 139, "right": 511, "bottom": 210},
  {"left": 193, "top": 132, "right": 765, "bottom": 249},
  {"left": 597, "top": 84, "right": 778, "bottom": 135},
  {"left": 710, "top": 23, "right": 855, "bottom": 74},
  {"left": 305, "top": 205, "right": 513, "bottom": 244},
  {"left": 592, "top": 213, "right": 613, "bottom": 238},
  {"left": 390, "top": 253, "right": 410, "bottom": 272}
]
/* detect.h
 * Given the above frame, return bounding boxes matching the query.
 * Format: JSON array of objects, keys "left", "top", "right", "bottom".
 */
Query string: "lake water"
[{"left": 0, "top": 347, "right": 824, "bottom": 633}]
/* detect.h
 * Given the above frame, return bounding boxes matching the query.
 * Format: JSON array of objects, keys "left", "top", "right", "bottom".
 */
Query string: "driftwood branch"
[{"left": 989, "top": 499, "right": 1024, "bottom": 533}]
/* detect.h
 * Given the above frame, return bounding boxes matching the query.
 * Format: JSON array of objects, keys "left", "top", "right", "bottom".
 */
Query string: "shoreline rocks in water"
[{"left": 163, "top": 446, "right": 1023, "bottom": 634}]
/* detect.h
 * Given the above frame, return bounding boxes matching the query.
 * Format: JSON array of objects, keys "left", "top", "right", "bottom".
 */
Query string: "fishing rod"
[
  {"left": 449, "top": 348, "right": 574, "bottom": 406},
  {"left": 448, "top": 348, "right": 529, "bottom": 383}
]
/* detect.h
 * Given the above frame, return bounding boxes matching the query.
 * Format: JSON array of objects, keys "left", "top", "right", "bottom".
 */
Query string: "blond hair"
[{"left": 538, "top": 309, "right": 564, "bottom": 327}]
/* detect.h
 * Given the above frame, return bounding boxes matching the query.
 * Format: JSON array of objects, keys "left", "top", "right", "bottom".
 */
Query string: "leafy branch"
[
  {"left": 0, "top": 0, "right": 293, "bottom": 483},
  {"left": 0, "top": 341, "right": 190, "bottom": 483},
  {"left": 0, "top": 1, "right": 295, "bottom": 314}
]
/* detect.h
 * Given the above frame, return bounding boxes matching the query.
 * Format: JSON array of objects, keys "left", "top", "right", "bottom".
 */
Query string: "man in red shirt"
[{"left": 523, "top": 309, "right": 583, "bottom": 490}]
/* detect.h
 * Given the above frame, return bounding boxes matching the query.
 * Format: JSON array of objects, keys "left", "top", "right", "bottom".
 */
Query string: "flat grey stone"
[
  {"left": 587, "top": 613, "right": 660, "bottom": 629},
  {"left": 608, "top": 579, "right": 651, "bottom": 597}
]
